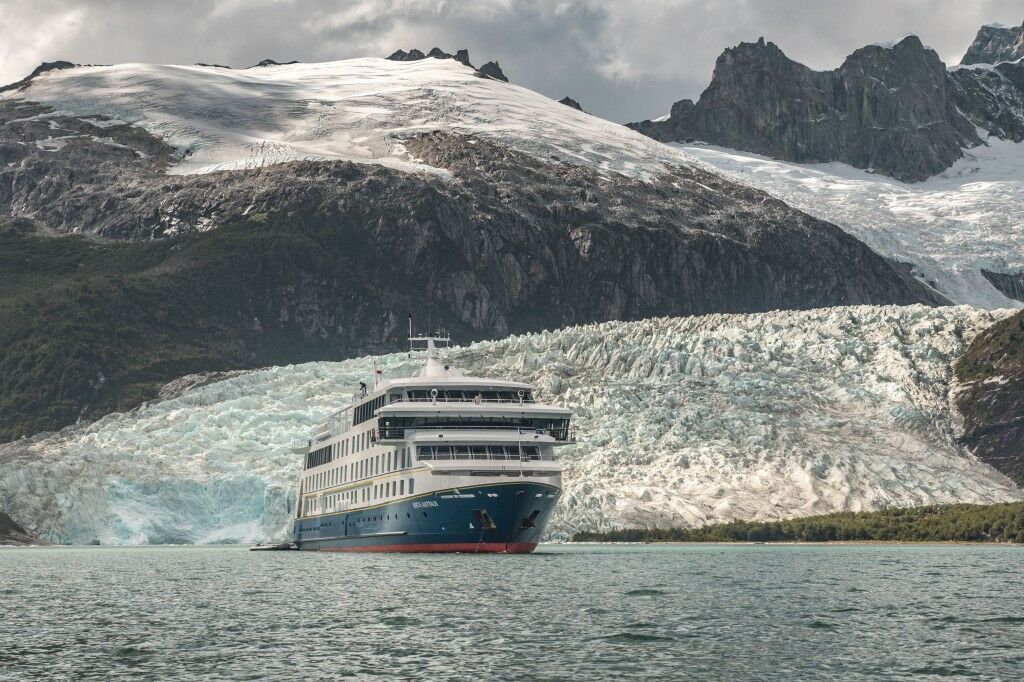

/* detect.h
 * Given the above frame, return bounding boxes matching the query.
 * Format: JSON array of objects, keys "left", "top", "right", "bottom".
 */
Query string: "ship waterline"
[{"left": 292, "top": 334, "right": 573, "bottom": 552}]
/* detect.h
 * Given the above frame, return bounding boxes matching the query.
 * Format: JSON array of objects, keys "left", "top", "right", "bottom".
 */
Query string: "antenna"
[{"left": 408, "top": 314, "right": 413, "bottom": 357}]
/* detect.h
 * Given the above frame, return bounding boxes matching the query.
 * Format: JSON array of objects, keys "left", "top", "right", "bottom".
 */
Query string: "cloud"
[{"left": 0, "top": 0, "right": 1020, "bottom": 122}]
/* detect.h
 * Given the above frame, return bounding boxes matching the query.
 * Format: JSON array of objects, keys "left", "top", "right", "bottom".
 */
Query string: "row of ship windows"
[
  {"left": 417, "top": 445, "right": 541, "bottom": 460},
  {"left": 306, "top": 428, "right": 381, "bottom": 470},
  {"left": 405, "top": 389, "right": 534, "bottom": 403},
  {"left": 306, "top": 447, "right": 412, "bottom": 492},
  {"left": 303, "top": 477, "right": 416, "bottom": 515}
]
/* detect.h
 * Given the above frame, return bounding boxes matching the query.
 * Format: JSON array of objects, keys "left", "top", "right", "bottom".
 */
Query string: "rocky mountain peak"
[
  {"left": 842, "top": 35, "right": 943, "bottom": 76},
  {"left": 386, "top": 47, "right": 499, "bottom": 78},
  {"left": 558, "top": 96, "right": 583, "bottom": 111},
  {"left": 961, "top": 21, "right": 1024, "bottom": 65},
  {"left": 627, "top": 31, "right": 1024, "bottom": 182},
  {"left": 388, "top": 47, "right": 469, "bottom": 66},
  {"left": 250, "top": 58, "right": 300, "bottom": 68},
  {"left": 386, "top": 48, "right": 421, "bottom": 61},
  {"left": 0, "top": 60, "right": 76, "bottom": 92},
  {"left": 477, "top": 60, "right": 508, "bottom": 82}
]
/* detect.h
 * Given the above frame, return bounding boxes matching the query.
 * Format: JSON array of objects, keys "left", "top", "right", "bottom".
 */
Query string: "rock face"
[
  {"left": 948, "top": 58, "right": 1024, "bottom": 143},
  {"left": 386, "top": 48, "right": 502, "bottom": 79},
  {"left": 956, "top": 311, "right": 1024, "bottom": 486},
  {"left": 0, "top": 60, "right": 76, "bottom": 92},
  {"left": 961, "top": 22, "right": 1024, "bottom": 65},
  {"left": 631, "top": 29, "right": 1024, "bottom": 182},
  {"left": 477, "top": 61, "right": 508, "bottom": 82},
  {"left": 630, "top": 37, "right": 982, "bottom": 182},
  {"left": 388, "top": 47, "right": 471, "bottom": 67},
  {"left": 559, "top": 96, "right": 583, "bottom": 111},
  {"left": 0, "top": 103, "right": 945, "bottom": 438},
  {"left": 0, "top": 510, "right": 39, "bottom": 545},
  {"left": 386, "top": 48, "right": 426, "bottom": 61},
  {"left": 250, "top": 59, "right": 299, "bottom": 68}
]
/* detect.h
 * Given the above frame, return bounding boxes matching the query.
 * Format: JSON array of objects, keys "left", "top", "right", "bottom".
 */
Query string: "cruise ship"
[{"left": 291, "top": 334, "right": 574, "bottom": 552}]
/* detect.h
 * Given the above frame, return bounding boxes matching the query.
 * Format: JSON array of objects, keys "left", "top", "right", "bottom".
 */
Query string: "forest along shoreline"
[{"left": 570, "top": 502, "right": 1024, "bottom": 544}]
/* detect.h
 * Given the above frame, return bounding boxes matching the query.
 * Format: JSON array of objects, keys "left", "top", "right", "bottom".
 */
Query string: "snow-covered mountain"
[
  {"left": 1, "top": 305, "right": 1018, "bottom": 545},
  {"left": 678, "top": 140, "right": 1024, "bottom": 309},
  {"left": 617, "top": 22, "right": 1024, "bottom": 309},
  {"left": 0, "top": 54, "right": 942, "bottom": 442},
  {"left": 3, "top": 57, "right": 688, "bottom": 179}
]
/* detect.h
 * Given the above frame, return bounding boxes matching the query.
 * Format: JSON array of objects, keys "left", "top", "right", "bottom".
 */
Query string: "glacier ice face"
[
  {"left": 678, "top": 140, "right": 1024, "bottom": 309},
  {"left": 2, "top": 58, "right": 696, "bottom": 180},
  {"left": 0, "top": 305, "right": 1020, "bottom": 545}
]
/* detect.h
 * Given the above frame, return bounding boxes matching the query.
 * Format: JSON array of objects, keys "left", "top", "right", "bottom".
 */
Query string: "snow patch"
[
  {"left": 3, "top": 58, "right": 698, "bottom": 180},
  {"left": 0, "top": 305, "right": 1019, "bottom": 545}
]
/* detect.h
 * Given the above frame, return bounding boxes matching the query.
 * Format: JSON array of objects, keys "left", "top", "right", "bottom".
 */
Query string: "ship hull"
[{"left": 292, "top": 481, "right": 559, "bottom": 553}]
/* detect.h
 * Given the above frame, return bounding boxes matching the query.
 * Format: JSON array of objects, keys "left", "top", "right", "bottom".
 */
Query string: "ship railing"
[{"left": 313, "top": 407, "right": 353, "bottom": 439}]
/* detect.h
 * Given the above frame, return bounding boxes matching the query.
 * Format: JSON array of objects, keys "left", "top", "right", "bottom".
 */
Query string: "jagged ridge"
[
  {"left": 961, "top": 22, "right": 1024, "bottom": 66},
  {"left": 631, "top": 30, "right": 1024, "bottom": 182}
]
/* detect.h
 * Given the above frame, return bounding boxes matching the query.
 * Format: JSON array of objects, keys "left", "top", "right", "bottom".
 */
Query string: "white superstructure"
[{"left": 293, "top": 335, "right": 573, "bottom": 550}]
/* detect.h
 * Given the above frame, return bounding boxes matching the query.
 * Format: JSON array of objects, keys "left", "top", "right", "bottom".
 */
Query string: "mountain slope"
[
  {"left": 0, "top": 57, "right": 944, "bottom": 439},
  {"left": 1, "top": 57, "right": 684, "bottom": 181},
  {"left": 631, "top": 31, "right": 1024, "bottom": 182},
  {"left": 955, "top": 310, "right": 1024, "bottom": 485},
  {"left": 1, "top": 305, "right": 1017, "bottom": 544},
  {"left": 675, "top": 140, "right": 1024, "bottom": 308},
  {"left": 961, "top": 22, "right": 1024, "bottom": 66}
]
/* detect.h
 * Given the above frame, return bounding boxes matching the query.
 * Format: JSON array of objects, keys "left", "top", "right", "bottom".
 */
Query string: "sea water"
[{"left": 1, "top": 544, "right": 1022, "bottom": 680}]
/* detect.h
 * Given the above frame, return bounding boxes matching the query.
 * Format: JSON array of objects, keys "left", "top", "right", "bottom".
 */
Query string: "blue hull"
[{"left": 292, "top": 481, "right": 560, "bottom": 553}]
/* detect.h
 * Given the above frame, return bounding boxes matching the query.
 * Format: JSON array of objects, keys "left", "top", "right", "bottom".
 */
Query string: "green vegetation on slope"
[
  {"left": 956, "top": 310, "right": 1024, "bottom": 386},
  {"left": 572, "top": 502, "right": 1024, "bottom": 543},
  {"left": 0, "top": 213, "right": 460, "bottom": 442},
  {"left": 954, "top": 310, "right": 1024, "bottom": 486}
]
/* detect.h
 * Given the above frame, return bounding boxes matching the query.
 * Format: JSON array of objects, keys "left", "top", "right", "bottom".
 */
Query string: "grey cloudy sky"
[{"left": 1, "top": 0, "right": 1021, "bottom": 122}]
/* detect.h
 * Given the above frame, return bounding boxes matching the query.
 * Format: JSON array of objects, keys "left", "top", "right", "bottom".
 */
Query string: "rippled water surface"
[{"left": 2, "top": 544, "right": 1023, "bottom": 680}]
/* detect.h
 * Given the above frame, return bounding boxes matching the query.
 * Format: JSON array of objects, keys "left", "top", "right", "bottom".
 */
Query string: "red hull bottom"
[{"left": 320, "top": 542, "right": 538, "bottom": 554}]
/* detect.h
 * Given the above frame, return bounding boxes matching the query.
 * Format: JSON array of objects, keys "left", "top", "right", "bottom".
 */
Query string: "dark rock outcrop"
[
  {"left": 948, "top": 58, "right": 1024, "bottom": 142},
  {"left": 631, "top": 26, "right": 1024, "bottom": 182},
  {"left": 629, "top": 36, "right": 983, "bottom": 182},
  {"left": 386, "top": 48, "right": 426, "bottom": 61},
  {"left": 559, "top": 96, "right": 583, "bottom": 111},
  {"left": 0, "top": 60, "right": 76, "bottom": 93},
  {"left": 0, "top": 510, "right": 40, "bottom": 545},
  {"left": 956, "top": 311, "right": 1024, "bottom": 486},
  {"left": 477, "top": 61, "right": 508, "bottom": 82},
  {"left": 981, "top": 270, "right": 1024, "bottom": 302},
  {"left": 961, "top": 22, "right": 1024, "bottom": 65},
  {"left": 0, "top": 101, "right": 945, "bottom": 437},
  {"left": 250, "top": 59, "right": 300, "bottom": 68},
  {"left": 195, "top": 63, "right": 232, "bottom": 69},
  {"left": 386, "top": 48, "right": 499, "bottom": 78}
]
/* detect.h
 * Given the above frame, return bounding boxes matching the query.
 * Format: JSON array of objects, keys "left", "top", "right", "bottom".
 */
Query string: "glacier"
[
  {"left": 677, "top": 140, "right": 1024, "bottom": 309},
  {"left": 8, "top": 57, "right": 1021, "bottom": 311},
  {"left": 3, "top": 58, "right": 696, "bottom": 180},
  {"left": 0, "top": 305, "right": 1020, "bottom": 545}
]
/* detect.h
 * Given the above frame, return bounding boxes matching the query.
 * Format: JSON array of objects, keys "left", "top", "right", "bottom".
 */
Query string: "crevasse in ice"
[{"left": 0, "top": 305, "right": 1019, "bottom": 545}]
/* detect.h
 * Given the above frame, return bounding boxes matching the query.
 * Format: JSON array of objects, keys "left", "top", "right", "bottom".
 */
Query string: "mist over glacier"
[{"left": 1, "top": 305, "right": 1020, "bottom": 545}]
